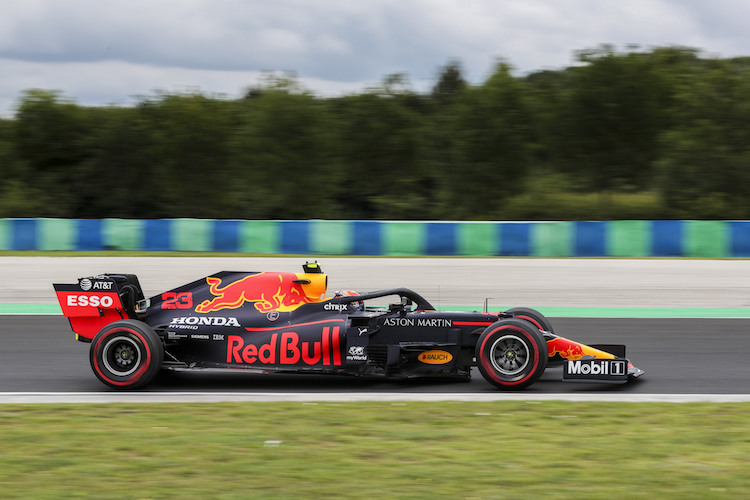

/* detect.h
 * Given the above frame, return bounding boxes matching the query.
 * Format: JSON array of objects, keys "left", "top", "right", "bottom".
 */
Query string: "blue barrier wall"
[{"left": 0, "top": 218, "right": 745, "bottom": 257}]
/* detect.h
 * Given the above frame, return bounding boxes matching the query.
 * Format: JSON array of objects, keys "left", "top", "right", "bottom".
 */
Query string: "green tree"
[
  {"left": 330, "top": 74, "right": 432, "bottom": 219},
  {"left": 0, "top": 117, "right": 13, "bottom": 187},
  {"left": 7, "top": 45, "right": 750, "bottom": 222},
  {"left": 524, "top": 68, "right": 570, "bottom": 168},
  {"left": 139, "top": 92, "right": 238, "bottom": 218},
  {"left": 431, "top": 60, "right": 467, "bottom": 103},
  {"left": 561, "top": 47, "right": 672, "bottom": 189},
  {"left": 71, "top": 107, "right": 162, "bottom": 217},
  {"left": 442, "top": 62, "right": 533, "bottom": 219},
  {"left": 11, "top": 90, "right": 93, "bottom": 216},
  {"left": 0, "top": 117, "right": 33, "bottom": 217},
  {"left": 656, "top": 57, "right": 750, "bottom": 218},
  {"left": 230, "top": 76, "right": 340, "bottom": 219}
]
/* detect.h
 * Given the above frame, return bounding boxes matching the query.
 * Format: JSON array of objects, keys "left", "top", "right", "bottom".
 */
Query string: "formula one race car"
[{"left": 53, "top": 263, "right": 644, "bottom": 390}]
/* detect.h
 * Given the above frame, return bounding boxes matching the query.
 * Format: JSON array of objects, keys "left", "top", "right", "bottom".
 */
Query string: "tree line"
[{"left": 2, "top": 45, "right": 750, "bottom": 221}]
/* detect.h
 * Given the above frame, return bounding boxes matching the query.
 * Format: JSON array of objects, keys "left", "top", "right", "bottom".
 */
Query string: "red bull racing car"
[{"left": 53, "top": 262, "right": 644, "bottom": 390}]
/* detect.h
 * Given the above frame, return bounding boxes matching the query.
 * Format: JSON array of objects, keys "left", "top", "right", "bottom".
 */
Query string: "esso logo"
[{"left": 67, "top": 294, "right": 114, "bottom": 308}]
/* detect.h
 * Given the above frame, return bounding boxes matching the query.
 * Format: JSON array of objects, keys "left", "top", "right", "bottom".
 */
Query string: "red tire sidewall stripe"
[
  {"left": 93, "top": 327, "right": 152, "bottom": 387},
  {"left": 516, "top": 314, "right": 543, "bottom": 331},
  {"left": 479, "top": 324, "right": 540, "bottom": 386}
]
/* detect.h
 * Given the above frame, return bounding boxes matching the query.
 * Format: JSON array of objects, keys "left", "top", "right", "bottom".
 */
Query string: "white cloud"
[
  {"left": 2, "top": 0, "right": 750, "bottom": 116},
  {"left": 0, "top": 58, "right": 372, "bottom": 117}
]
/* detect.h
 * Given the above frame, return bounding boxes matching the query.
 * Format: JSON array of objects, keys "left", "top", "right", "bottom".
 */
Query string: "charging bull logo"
[
  {"left": 196, "top": 273, "right": 313, "bottom": 313},
  {"left": 547, "top": 337, "right": 615, "bottom": 361}
]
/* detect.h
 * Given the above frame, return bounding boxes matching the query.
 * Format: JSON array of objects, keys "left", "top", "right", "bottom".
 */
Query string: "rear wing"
[{"left": 53, "top": 274, "right": 145, "bottom": 342}]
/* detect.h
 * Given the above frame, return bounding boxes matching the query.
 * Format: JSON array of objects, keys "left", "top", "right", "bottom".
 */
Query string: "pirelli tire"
[
  {"left": 505, "top": 307, "right": 554, "bottom": 333},
  {"left": 475, "top": 318, "right": 548, "bottom": 390},
  {"left": 90, "top": 320, "right": 164, "bottom": 390}
]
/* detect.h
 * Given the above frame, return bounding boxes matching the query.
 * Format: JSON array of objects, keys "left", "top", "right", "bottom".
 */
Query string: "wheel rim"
[
  {"left": 489, "top": 333, "right": 530, "bottom": 376},
  {"left": 102, "top": 335, "right": 142, "bottom": 376}
]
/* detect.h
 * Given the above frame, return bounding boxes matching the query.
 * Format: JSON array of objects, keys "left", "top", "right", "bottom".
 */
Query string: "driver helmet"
[{"left": 334, "top": 290, "right": 363, "bottom": 310}]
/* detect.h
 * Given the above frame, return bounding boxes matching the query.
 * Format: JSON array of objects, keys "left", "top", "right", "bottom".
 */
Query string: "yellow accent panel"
[{"left": 296, "top": 273, "right": 328, "bottom": 301}]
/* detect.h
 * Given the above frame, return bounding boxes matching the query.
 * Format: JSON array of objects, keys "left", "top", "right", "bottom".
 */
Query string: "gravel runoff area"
[{"left": 3, "top": 256, "right": 750, "bottom": 308}]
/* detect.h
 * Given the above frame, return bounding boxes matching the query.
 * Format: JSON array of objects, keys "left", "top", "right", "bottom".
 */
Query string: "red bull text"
[{"left": 227, "top": 327, "right": 342, "bottom": 366}]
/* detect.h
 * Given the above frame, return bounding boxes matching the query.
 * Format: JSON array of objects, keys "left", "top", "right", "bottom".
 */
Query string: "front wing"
[{"left": 546, "top": 334, "right": 645, "bottom": 383}]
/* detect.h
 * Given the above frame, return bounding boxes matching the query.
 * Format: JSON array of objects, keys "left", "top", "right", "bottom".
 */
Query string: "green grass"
[{"left": 1, "top": 402, "right": 749, "bottom": 499}]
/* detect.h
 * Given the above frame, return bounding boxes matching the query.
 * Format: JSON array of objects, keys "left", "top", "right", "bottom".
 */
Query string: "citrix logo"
[{"left": 324, "top": 302, "right": 348, "bottom": 312}]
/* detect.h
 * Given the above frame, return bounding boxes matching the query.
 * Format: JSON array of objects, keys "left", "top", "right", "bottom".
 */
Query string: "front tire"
[
  {"left": 475, "top": 319, "right": 548, "bottom": 390},
  {"left": 90, "top": 320, "right": 164, "bottom": 390}
]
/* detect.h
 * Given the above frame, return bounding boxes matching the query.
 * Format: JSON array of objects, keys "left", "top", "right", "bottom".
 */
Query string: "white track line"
[{"left": 1, "top": 392, "right": 750, "bottom": 403}]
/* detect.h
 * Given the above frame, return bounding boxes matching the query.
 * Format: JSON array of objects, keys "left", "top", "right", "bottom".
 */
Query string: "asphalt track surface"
[
  {"left": 3, "top": 315, "right": 749, "bottom": 401},
  {"left": 3, "top": 257, "right": 750, "bottom": 402}
]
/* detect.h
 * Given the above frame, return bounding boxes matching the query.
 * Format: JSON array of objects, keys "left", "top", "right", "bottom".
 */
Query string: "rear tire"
[
  {"left": 90, "top": 320, "right": 164, "bottom": 390},
  {"left": 505, "top": 307, "right": 554, "bottom": 333},
  {"left": 475, "top": 318, "right": 548, "bottom": 390}
]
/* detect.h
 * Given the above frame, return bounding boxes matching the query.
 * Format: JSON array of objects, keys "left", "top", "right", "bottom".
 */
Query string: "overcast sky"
[{"left": 2, "top": 0, "right": 749, "bottom": 117}]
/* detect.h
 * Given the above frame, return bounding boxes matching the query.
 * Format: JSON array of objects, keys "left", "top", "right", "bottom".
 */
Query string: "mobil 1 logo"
[{"left": 563, "top": 358, "right": 628, "bottom": 383}]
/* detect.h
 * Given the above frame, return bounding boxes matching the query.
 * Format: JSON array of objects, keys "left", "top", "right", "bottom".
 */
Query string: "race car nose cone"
[{"left": 628, "top": 363, "right": 645, "bottom": 378}]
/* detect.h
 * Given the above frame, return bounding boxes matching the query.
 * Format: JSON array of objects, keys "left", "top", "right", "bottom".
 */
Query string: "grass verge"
[{"left": 1, "top": 401, "right": 749, "bottom": 499}]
